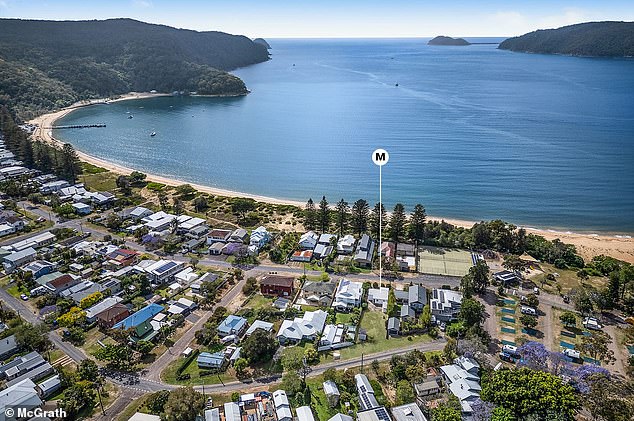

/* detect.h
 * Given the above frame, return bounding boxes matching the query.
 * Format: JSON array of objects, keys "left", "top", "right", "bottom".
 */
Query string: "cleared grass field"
[{"left": 418, "top": 246, "right": 474, "bottom": 277}]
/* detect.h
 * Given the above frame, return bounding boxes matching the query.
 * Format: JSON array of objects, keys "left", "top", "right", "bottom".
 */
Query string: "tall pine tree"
[
  {"left": 369, "top": 202, "right": 387, "bottom": 241},
  {"left": 304, "top": 198, "right": 317, "bottom": 230},
  {"left": 389, "top": 203, "right": 407, "bottom": 251},
  {"left": 334, "top": 198, "right": 349, "bottom": 236},
  {"left": 351, "top": 199, "right": 370, "bottom": 236},
  {"left": 408, "top": 204, "right": 427, "bottom": 243},
  {"left": 319, "top": 196, "right": 329, "bottom": 232}
]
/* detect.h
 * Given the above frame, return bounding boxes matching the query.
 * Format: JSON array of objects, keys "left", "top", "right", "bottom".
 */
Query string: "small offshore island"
[{"left": 428, "top": 35, "right": 471, "bottom": 46}]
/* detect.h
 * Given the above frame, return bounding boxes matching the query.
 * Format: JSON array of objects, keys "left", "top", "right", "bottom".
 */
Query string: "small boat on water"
[
  {"left": 128, "top": 115, "right": 133, "bottom": 119},
  {"left": 150, "top": 131, "right": 156, "bottom": 137}
]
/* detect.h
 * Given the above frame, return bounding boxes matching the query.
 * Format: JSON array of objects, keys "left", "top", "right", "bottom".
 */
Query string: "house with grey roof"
[
  {"left": 408, "top": 285, "right": 427, "bottom": 312},
  {"left": 354, "top": 234, "right": 375, "bottom": 268},
  {"left": 0, "top": 335, "right": 18, "bottom": 360}
]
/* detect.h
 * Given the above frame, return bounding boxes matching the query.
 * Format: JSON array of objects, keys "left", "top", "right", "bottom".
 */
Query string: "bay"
[{"left": 55, "top": 38, "right": 634, "bottom": 233}]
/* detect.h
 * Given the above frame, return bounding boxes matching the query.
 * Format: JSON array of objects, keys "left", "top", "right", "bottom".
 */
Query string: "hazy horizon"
[{"left": 1, "top": 0, "right": 633, "bottom": 38}]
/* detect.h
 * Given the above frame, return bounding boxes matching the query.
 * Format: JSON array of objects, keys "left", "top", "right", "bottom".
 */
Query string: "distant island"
[
  {"left": 253, "top": 38, "right": 271, "bottom": 49},
  {"left": 0, "top": 18, "right": 270, "bottom": 119},
  {"left": 499, "top": 21, "right": 634, "bottom": 57},
  {"left": 428, "top": 36, "right": 471, "bottom": 46}
]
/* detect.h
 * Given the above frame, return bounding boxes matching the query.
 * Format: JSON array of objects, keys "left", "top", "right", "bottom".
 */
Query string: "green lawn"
[
  {"left": 161, "top": 355, "right": 236, "bottom": 386},
  {"left": 6, "top": 284, "right": 29, "bottom": 298},
  {"left": 243, "top": 294, "right": 274, "bottom": 311},
  {"left": 117, "top": 395, "right": 150, "bottom": 421},
  {"left": 335, "top": 312, "right": 354, "bottom": 325},
  {"left": 80, "top": 171, "right": 119, "bottom": 192},
  {"left": 532, "top": 263, "right": 607, "bottom": 295},
  {"left": 333, "top": 310, "right": 432, "bottom": 360}
]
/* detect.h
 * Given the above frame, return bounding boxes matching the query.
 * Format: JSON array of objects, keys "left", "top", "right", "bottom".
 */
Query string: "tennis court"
[{"left": 418, "top": 246, "right": 475, "bottom": 277}]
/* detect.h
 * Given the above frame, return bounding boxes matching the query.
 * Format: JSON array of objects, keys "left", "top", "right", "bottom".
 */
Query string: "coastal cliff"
[
  {"left": 0, "top": 18, "right": 270, "bottom": 119},
  {"left": 428, "top": 36, "right": 471, "bottom": 46},
  {"left": 254, "top": 38, "right": 272, "bottom": 49},
  {"left": 499, "top": 21, "right": 634, "bottom": 57}
]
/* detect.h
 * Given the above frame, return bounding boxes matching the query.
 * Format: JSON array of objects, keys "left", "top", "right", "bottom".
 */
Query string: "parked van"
[{"left": 521, "top": 306, "right": 537, "bottom": 316}]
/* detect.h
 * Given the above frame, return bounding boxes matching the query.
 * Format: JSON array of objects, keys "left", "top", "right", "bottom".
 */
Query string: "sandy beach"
[{"left": 28, "top": 93, "right": 634, "bottom": 264}]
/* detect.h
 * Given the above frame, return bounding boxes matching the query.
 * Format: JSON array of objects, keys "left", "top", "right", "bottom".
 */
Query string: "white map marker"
[{"left": 372, "top": 149, "right": 389, "bottom": 285}]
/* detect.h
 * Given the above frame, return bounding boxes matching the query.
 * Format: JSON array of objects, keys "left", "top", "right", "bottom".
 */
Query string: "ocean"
[{"left": 54, "top": 38, "right": 634, "bottom": 233}]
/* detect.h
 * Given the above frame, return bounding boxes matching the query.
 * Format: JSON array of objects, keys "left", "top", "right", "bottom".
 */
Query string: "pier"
[{"left": 47, "top": 123, "right": 107, "bottom": 129}]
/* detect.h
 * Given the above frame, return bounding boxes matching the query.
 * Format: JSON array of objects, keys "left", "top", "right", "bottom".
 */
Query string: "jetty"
[{"left": 47, "top": 123, "right": 107, "bottom": 129}]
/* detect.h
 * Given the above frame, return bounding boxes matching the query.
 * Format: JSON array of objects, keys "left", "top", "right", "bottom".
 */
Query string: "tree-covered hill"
[
  {"left": 428, "top": 36, "right": 470, "bottom": 46},
  {"left": 0, "top": 18, "right": 270, "bottom": 119},
  {"left": 499, "top": 21, "right": 634, "bottom": 57}
]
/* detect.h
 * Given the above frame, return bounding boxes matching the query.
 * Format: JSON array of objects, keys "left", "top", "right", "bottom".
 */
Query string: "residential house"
[
  {"left": 105, "top": 248, "right": 139, "bottom": 269},
  {"left": 197, "top": 351, "right": 226, "bottom": 370},
  {"left": 440, "top": 356, "right": 481, "bottom": 414},
  {"left": 494, "top": 270, "right": 521, "bottom": 285},
  {"left": 367, "top": 287, "right": 389, "bottom": 312},
  {"left": 2, "top": 247, "right": 37, "bottom": 272},
  {"left": 290, "top": 250, "right": 313, "bottom": 262},
  {"left": 223, "top": 402, "right": 241, "bottom": 421},
  {"left": 296, "top": 406, "right": 316, "bottom": 421},
  {"left": 72, "top": 202, "right": 92, "bottom": 215},
  {"left": 277, "top": 309, "right": 327, "bottom": 345},
  {"left": 22, "top": 260, "right": 56, "bottom": 279},
  {"left": 396, "top": 243, "right": 416, "bottom": 257},
  {"left": 430, "top": 289, "right": 463, "bottom": 322},
  {"left": 245, "top": 320, "right": 274, "bottom": 336},
  {"left": 101, "top": 277, "right": 122, "bottom": 294},
  {"left": 320, "top": 324, "right": 346, "bottom": 347},
  {"left": 167, "top": 297, "right": 197, "bottom": 317},
  {"left": 217, "top": 315, "right": 248, "bottom": 337},
  {"left": 400, "top": 305, "right": 415, "bottom": 322},
  {"left": 207, "top": 229, "right": 232, "bottom": 244},
  {"left": 36, "top": 375, "right": 61, "bottom": 398},
  {"left": 387, "top": 317, "right": 401, "bottom": 336},
  {"left": 302, "top": 280, "right": 337, "bottom": 307},
  {"left": 0, "top": 335, "right": 18, "bottom": 360},
  {"left": 40, "top": 179, "right": 70, "bottom": 193},
  {"left": 273, "top": 390, "right": 293, "bottom": 421},
  {"left": 318, "top": 233, "right": 337, "bottom": 246},
  {"left": 129, "top": 414, "right": 161, "bottom": 421},
  {"left": 408, "top": 285, "right": 427, "bottom": 312},
  {"left": 178, "top": 217, "right": 207, "bottom": 234},
  {"left": 298, "top": 231, "right": 319, "bottom": 250},
  {"left": 323, "top": 380, "right": 340, "bottom": 407},
  {"left": 336, "top": 234, "right": 356, "bottom": 255},
  {"left": 328, "top": 415, "right": 353, "bottom": 421},
  {"left": 36, "top": 272, "right": 80, "bottom": 295},
  {"left": 380, "top": 241, "right": 395, "bottom": 258},
  {"left": 414, "top": 379, "right": 441, "bottom": 398},
  {"left": 332, "top": 279, "right": 363, "bottom": 311},
  {"left": 260, "top": 274, "right": 295, "bottom": 297},
  {"left": 143, "top": 260, "right": 185, "bottom": 284},
  {"left": 208, "top": 242, "right": 224, "bottom": 255},
  {"left": 355, "top": 374, "right": 379, "bottom": 410},
  {"left": 204, "top": 408, "right": 220, "bottom": 421},
  {"left": 354, "top": 234, "right": 375, "bottom": 268},
  {"left": 249, "top": 226, "right": 271, "bottom": 249},
  {"left": 229, "top": 228, "right": 248, "bottom": 243},
  {"left": 113, "top": 303, "right": 164, "bottom": 342},
  {"left": 391, "top": 403, "right": 427, "bottom": 421},
  {"left": 85, "top": 296, "right": 124, "bottom": 323},
  {"left": 96, "top": 303, "right": 130, "bottom": 329},
  {"left": 3, "top": 231, "right": 54, "bottom": 252},
  {"left": 127, "top": 206, "right": 153, "bottom": 220},
  {"left": 0, "top": 379, "right": 42, "bottom": 420},
  {"left": 313, "top": 243, "right": 334, "bottom": 260}
]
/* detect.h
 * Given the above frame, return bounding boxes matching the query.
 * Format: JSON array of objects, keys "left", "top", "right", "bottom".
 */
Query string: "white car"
[
  {"left": 20, "top": 294, "right": 29, "bottom": 301},
  {"left": 583, "top": 317, "right": 602, "bottom": 330},
  {"left": 521, "top": 306, "right": 537, "bottom": 316},
  {"left": 562, "top": 348, "right": 581, "bottom": 359}
]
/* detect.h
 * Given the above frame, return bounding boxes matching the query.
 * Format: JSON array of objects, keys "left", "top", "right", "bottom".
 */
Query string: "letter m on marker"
[{"left": 375, "top": 152, "right": 386, "bottom": 162}]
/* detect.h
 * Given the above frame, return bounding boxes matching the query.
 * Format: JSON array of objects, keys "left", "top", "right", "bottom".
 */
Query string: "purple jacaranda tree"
[
  {"left": 517, "top": 341, "right": 550, "bottom": 371},
  {"left": 568, "top": 364, "right": 610, "bottom": 394},
  {"left": 548, "top": 351, "right": 571, "bottom": 376},
  {"left": 471, "top": 399, "right": 495, "bottom": 421}
]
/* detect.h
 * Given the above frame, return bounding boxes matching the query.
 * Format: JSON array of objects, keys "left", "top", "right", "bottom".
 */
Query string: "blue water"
[{"left": 55, "top": 39, "right": 634, "bottom": 233}]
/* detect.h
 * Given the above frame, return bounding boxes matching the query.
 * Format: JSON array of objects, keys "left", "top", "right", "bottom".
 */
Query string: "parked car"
[
  {"left": 562, "top": 348, "right": 581, "bottom": 360},
  {"left": 563, "top": 295, "right": 570, "bottom": 303},
  {"left": 20, "top": 294, "right": 28, "bottom": 301},
  {"left": 499, "top": 352, "right": 516, "bottom": 363},
  {"left": 521, "top": 306, "right": 537, "bottom": 316},
  {"left": 439, "top": 322, "right": 446, "bottom": 332},
  {"left": 583, "top": 317, "right": 602, "bottom": 330},
  {"left": 533, "top": 287, "right": 540, "bottom": 294}
]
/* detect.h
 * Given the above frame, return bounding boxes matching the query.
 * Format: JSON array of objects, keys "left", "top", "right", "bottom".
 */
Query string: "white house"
[
  {"left": 430, "top": 289, "right": 463, "bottom": 322},
  {"left": 277, "top": 309, "right": 327, "bottom": 345},
  {"left": 336, "top": 234, "right": 356, "bottom": 254},
  {"left": 368, "top": 287, "right": 389, "bottom": 312},
  {"left": 250, "top": 226, "right": 271, "bottom": 248},
  {"left": 332, "top": 278, "right": 363, "bottom": 311},
  {"left": 273, "top": 390, "right": 293, "bottom": 421},
  {"left": 440, "top": 356, "right": 481, "bottom": 414},
  {"left": 298, "top": 231, "right": 319, "bottom": 250}
]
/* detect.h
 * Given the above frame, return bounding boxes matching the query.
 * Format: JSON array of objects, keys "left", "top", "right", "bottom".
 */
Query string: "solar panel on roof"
[
  {"left": 156, "top": 261, "right": 177, "bottom": 273},
  {"left": 375, "top": 408, "right": 390, "bottom": 421}
]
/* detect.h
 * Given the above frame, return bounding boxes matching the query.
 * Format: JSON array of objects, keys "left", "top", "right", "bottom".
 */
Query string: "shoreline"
[{"left": 28, "top": 93, "right": 634, "bottom": 264}]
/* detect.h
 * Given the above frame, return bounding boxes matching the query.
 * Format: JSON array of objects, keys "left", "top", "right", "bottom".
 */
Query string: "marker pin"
[{"left": 372, "top": 149, "right": 389, "bottom": 285}]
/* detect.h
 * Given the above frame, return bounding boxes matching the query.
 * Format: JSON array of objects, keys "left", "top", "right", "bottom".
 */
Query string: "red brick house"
[
  {"left": 96, "top": 303, "right": 130, "bottom": 329},
  {"left": 260, "top": 275, "right": 295, "bottom": 297}
]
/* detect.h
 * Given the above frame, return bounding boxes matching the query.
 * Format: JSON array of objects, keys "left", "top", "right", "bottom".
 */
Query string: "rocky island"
[{"left": 428, "top": 35, "right": 471, "bottom": 46}]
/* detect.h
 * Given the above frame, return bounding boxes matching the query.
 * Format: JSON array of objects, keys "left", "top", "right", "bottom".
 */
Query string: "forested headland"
[{"left": 0, "top": 18, "right": 270, "bottom": 119}]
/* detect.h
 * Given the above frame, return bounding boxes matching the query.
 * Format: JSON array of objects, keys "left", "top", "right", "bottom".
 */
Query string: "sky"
[{"left": 1, "top": 0, "right": 633, "bottom": 38}]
